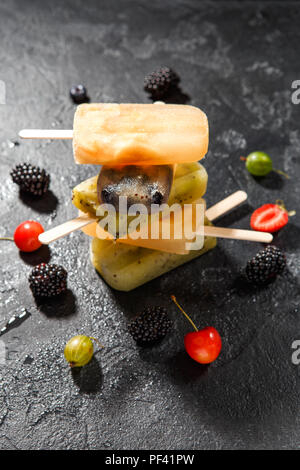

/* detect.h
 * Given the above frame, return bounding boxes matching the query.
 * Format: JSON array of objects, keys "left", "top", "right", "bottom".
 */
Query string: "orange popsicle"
[{"left": 73, "top": 103, "right": 209, "bottom": 165}]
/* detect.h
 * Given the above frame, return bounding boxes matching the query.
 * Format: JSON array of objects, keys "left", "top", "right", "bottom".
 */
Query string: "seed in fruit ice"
[
  {"left": 245, "top": 151, "right": 273, "bottom": 177},
  {"left": 14, "top": 220, "right": 44, "bottom": 252}
]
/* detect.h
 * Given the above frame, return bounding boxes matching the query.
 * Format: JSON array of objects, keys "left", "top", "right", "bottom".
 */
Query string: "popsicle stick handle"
[
  {"left": 19, "top": 104, "right": 166, "bottom": 140},
  {"left": 19, "top": 129, "right": 73, "bottom": 139},
  {"left": 38, "top": 214, "right": 95, "bottom": 244},
  {"left": 205, "top": 191, "right": 247, "bottom": 221},
  {"left": 38, "top": 198, "right": 272, "bottom": 246},
  {"left": 203, "top": 226, "right": 273, "bottom": 243}
]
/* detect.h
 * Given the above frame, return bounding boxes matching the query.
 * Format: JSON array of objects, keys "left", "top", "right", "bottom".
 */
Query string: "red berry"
[
  {"left": 171, "top": 296, "right": 222, "bottom": 365},
  {"left": 14, "top": 221, "right": 44, "bottom": 252},
  {"left": 184, "top": 327, "right": 222, "bottom": 364},
  {"left": 251, "top": 204, "right": 288, "bottom": 233}
]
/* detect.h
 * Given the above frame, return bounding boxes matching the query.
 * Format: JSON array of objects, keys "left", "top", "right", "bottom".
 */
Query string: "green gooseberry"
[
  {"left": 245, "top": 151, "right": 273, "bottom": 177},
  {"left": 64, "top": 335, "right": 97, "bottom": 368}
]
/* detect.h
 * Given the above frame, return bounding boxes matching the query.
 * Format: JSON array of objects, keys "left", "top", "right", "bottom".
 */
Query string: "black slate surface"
[{"left": 0, "top": 0, "right": 299, "bottom": 450}]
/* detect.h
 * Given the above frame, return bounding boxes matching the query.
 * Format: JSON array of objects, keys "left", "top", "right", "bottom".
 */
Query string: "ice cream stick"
[
  {"left": 203, "top": 226, "right": 272, "bottom": 243},
  {"left": 205, "top": 191, "right": 247, "bottom": 221},
  {"left": 38, "top": 191, "right": 272, "bottom": 245},
  {"left": 19, "top": 103, "right": 167, "bottom": 140},
  {"left": 39, "top": 213, "right": 95, "bottom": 244},
  {"left": 39, "top": 217, "right": 272, "bottom": 245},
  {"left": 19, "top": 129, "right": 73, "bottom": 139}
]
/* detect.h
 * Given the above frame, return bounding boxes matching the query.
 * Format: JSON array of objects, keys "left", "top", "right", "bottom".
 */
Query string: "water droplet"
[{"left": 23, "top": 355, "right": 34, "bottom": 365}]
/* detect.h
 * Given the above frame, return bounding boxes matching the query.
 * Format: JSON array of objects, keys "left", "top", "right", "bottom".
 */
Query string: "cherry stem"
[
  {"left": 0, "top": 237, "right": 14, "bottom": 241},
  {"left": 89, "top": 337, "right": 105, "bottom": 349},
  {"left": 171, "top": 295, "right": 198, "bottom": 332}
]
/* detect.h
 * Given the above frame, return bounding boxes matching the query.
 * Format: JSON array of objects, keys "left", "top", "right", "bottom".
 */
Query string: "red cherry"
[
  {"left": 184, "top": 327, "right": 222, "bottom": 364},
  {"left": 171, "top": 296, "right": 222, "bottom": 364},
  {"left": 14, "top": 220, "right": 44, "bottom": 252}
]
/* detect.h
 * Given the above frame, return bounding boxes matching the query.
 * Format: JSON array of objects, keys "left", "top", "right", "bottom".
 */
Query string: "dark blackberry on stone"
[
  {"left": 11, "top": 163, "right": 50, "bottom": 196},
  {"left": 144, "top": 67, "right": 180, "bottom": 99},
  {"left": 128, "top": 306, "right": 172, "bottom": 345},
  {"left": 245, "top": 246, "right": 286, "bottom": 284},
  {"left": 70, "top": 84, "right": 88, "bottom": 104},
  {"left": 29, "top": 263, "right": 68, "bottom": 297}
]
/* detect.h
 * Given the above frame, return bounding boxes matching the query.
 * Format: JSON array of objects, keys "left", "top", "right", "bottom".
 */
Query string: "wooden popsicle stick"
[
  {"left": 203, "top": 226, "right": 272, "bottom": 243},
  {"left": 39, "top": 191, "right": 244, "bottom": 245},
  {"left": 39, "top": 217, "right": 272, "bottom": 245},
  {"left": 38, "top": 190, "right": 272, "bottom": 245},
  {"left": 19, "top": 129, "right": 73, "bottom": 139},
  {"left": 38, "top": 214, "right": 95, "bottom": 244},
  {"left": 19, "top": 103, "right": 166, "bottom": 139},
  {"left": 205, "top": 190, "right": 247, "bottom": 221},
  {"left": 19, "top": 103, "right": 165, "bottom": 140}
]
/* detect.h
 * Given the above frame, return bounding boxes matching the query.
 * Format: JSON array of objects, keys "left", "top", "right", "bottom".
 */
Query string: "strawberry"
[{"left": 250, "top": 203, "right": 288, "bottom": 233}]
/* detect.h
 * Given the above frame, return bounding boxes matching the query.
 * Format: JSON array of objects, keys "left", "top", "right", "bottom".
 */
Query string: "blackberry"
[
  {"left": 144, "top": 67, "right": 180, "bottom": 99},
  {"left": 11, "top": 163, "right": 50, "bottom": 196},
  {"left": 245, "top": 246, "right": 286, "bottom": 284},
  {"left": 128, "top": 306, "right": 172, "bottom": 345},
  {"left": 29, "top": 263, "right": 68, "bottom": 297},
  {"left": 70, "top": 84, "right": 88, "bottom": 104}
]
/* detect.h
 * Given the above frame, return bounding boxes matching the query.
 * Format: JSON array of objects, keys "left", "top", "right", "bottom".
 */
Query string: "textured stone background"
[{"left": 0, "top": 0, "right": 299, "bottom": 450}]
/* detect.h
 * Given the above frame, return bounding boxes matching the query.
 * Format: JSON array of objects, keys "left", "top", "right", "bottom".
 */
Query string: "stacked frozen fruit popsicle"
[{"left": 71, "top": 103, "right": 216, "bottom": 291}]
